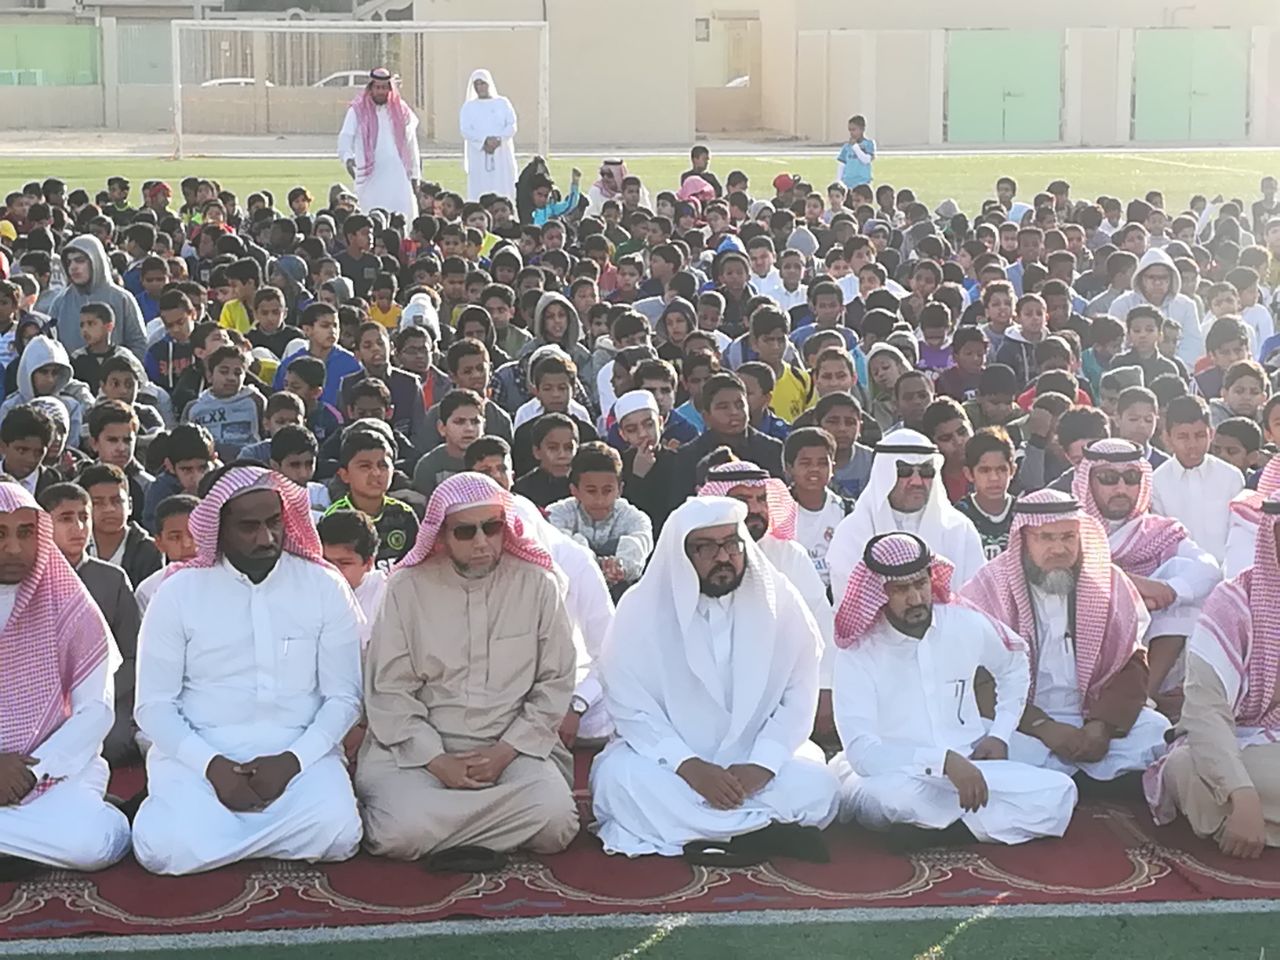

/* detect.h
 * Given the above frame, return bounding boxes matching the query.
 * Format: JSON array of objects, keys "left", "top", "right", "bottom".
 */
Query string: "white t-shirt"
[{"left": 793, "top": 489, "right": 848, "bottom": 590}]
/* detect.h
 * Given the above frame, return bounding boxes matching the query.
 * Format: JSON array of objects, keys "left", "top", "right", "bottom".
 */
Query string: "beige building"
[{"left": 0, "top": 0, "right": 1277, "bottom": 147}]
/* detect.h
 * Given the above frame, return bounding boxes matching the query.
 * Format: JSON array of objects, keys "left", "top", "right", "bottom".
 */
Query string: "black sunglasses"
[
  {"left": 895, "top": 463, "right": 937, "bottom": 480},
  {"left": 449, "top": 518, "right": 504, "bottom": 541},
  {"left": 1094, "top": 469, "right": 1143, "bottom": 487}
]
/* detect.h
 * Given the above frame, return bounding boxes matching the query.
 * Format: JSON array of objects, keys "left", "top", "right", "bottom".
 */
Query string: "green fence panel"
[
  {"left": 946, "top": 29, "right": 1061, "bottom": 143},
  {"left": 0, "top": 24, "right": 100, "bottom": 86},
  {"left": 1133, "top": 28, "right": 1249, "bottom": 142}
]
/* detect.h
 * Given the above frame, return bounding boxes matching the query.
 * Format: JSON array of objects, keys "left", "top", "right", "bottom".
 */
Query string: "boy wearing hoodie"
[
  {"left": 71, "top": 302, "right": 134, "bottom": 395},
  {"left": 45, "top": 235, "right": 147, "bottom": 359},
  {"left": 181, "top": 344, "right": 266, "bottom": 461},
  {"left": 145, "top": 289, "right": 197, "bottom": 392},
  {"left": 1108, "top": 248, "right": 1201, "bottom": 370},
  {"left": 0, "top": 334, "right": 94, "bottom": 444}
]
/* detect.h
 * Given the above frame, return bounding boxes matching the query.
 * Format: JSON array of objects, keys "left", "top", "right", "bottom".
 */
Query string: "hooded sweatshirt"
[
  {"left": 182, "top": 383, "right": 266, "bottom": 462},
  {"left": 46, "top": 235, "right": 148, "bottom": 360},
  {"left": 993, "top": 324, "right": 1045, "bottom": 390},
  {"left": 0, "top": 335, "right": 95, "bottom": 442},
  {"left": 1108, "top": 247, "right": 1202, "bottom": 369},
  {"left": 516, "top": 292, "right": 593, "bottom": 381}
]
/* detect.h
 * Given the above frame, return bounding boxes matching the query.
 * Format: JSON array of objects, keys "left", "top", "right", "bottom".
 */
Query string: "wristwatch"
[{"left": 570, "top": 695, "right": 589, "bottom": 716}]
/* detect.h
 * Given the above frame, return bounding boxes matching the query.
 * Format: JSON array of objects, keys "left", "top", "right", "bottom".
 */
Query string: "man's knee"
[
  {"left": 523, "top": 787, "right": 580, "bottom": 854},
  {"left": 61, "top": 802, "right": 130, "bottom": 872}
]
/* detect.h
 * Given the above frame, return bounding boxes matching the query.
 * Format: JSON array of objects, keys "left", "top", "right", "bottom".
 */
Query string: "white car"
[
  {"left": 200, "top": 77, "right": 275, "bottom": 87},
  {"left": 312, "top": 71, "right": 367, "bottom": 89}
]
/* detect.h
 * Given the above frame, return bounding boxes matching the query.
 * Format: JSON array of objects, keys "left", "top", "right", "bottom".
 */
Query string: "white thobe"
[
  {"left": 337, "top": 103, "right": 420, "bottom": 222},
  {"left": 1107, "top": 519, "right": 1221, "bottom": 691},
  {"left": 1223, "top": 504, "right": 1259, "bottom": 579},
  {"left": 354, "top": 569, "right": 387, "bottom": 651},
  {"left": 132, "top": 553, "right": 364, "bottom": 875},
  {"left": 1006, "top": 586, "right": 1169, "bottom": 780},
  {"left": 459, "top": 95, "right": 518, "bottom": 202},
  {"left": 830, "top": 605, "right": 1076, "bottom": 843},
  {"left": 0, "top": 648, "right": 131, "bottom": 871},
  {"left": 591, "top": 584, "right": 839, "bottom": 857},
  {"left": 1150, "top": 455, "right": 1243, "bottom": 564},
  {"left": 759, "top": 535, "right": 837, "bottom": 687}
]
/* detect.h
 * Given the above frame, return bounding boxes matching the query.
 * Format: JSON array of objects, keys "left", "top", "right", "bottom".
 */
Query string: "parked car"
[
  {"left": 200, "top": 77, "right": 275, "bottom": 87},
  {"left": 312, "top": 71, "right": 367, "bottom": 89}
]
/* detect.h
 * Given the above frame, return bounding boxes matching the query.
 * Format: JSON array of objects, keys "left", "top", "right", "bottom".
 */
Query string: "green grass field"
[
  {"left": 2, "top": 150, "right": 1278, "bottom": 218},
  {"left": 4, "top": 912, "right": 1277, "bottom": 959}
]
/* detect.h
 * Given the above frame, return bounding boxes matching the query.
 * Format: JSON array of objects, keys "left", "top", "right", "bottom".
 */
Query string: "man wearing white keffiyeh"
[{"left": 829, "top": 532, "right": 1076, "bottom": 844}]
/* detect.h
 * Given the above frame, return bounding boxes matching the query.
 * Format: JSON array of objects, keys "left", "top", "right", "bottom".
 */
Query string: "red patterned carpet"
[{"left": 1, "top": 764, "right": 1278, "bottom": 940}]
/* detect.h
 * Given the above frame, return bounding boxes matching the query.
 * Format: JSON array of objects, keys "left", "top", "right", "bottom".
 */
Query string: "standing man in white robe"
[
  {"left": 961, "top": 490, "right": 1170, "bottom": 783},
  {"left": 132, "top": 466, "right": 364, "bottom": 876},
  {"left": 591, "top": 497, "right": 840, "bottom": 864},
  {"left": 459, "top": 68, "right": 518, "bottom": 203},
  {"left": 0, "top": 482, "right": 130, "bottom": 877},
  {"left": 830, "top": 532, "right": 1076, "bottom": 845},
  {"left": 827, "top": 429, "right": 986, "bottom": 604},
  {"left": 698, "top": 460, "right": 837, "bottom": 731},
  {"left": 1073, "top": 438, "right": 1221, "bottom": 710},
  {"left": 338, "top": 68, "right": 421, "bottom": 223}
]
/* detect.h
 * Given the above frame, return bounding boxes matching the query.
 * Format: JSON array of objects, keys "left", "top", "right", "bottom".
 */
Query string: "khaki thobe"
[
  {"left": 355, "top": 555, "right": 579, "bottom": 859},
  {"left": 1161, "top": 655, "right": 1280, "bottom": 846}
]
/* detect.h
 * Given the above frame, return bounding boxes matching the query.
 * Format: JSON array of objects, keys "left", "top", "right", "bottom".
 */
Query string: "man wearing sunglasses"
[
  {"left": 591, "top": 497, "right": 839, "bottom": 865},
  {"left": 357, "top": 473, "right": 580, "bottom": 872},
  {"left": 1073, "top": 439, "right": 1221, "bottom": 717},
  {"left": 828, "top": 428, "right": 985, "bottom": 605},
  {"left": 961, "top": 490, "right": 1170, "bottom": 786}
]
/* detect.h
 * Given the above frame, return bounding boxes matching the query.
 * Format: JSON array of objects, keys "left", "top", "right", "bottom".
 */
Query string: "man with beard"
[
  {"left": 961, "top": 490, "right": 1170, "bottom": 783},
  {"left": 0, "top": 481, "right": 131, "bottom": 877},
  {"left": 830, "top": 533, "right": 1076, "bottom": 844},
  {"left": 1146, "top": 493, "right": 1280, "bottom": 858},
  {"left": 1073, "top": 439, "right": 1221, "bottom": 712},
  {"left": 357, "top": 473, "right": 580, "bottom": 870},
  {"left": 827, "top": 429, "right": 985, "bottom": 604},
  {"left": 590, "top": 497, "right": 839, "bottom": 864},
  {"left": 338, "top": 68, "right": 421, "bottom": 222},
  {"left": 132, "top": 466, "right": 364, "bottom": 875},
  {"left": 699, "top": 459, "right": 837, "bottom": 730}
]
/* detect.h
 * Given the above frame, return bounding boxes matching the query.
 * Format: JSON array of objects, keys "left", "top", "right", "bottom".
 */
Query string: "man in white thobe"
[
  {"left": 591, "top": 497, "right": 840, "bottom": 863},
  {"left": 1073, "top": 438, "right": 1221, "bottom": 710},
  {"left": 827, "top": 429, "right": 985, "bottom": 604},
  {"left": 0, "top": 483, "right": 130, "bottom": 876},
  {"left": 459, "top": 68, "right": 518, "bottom": 202},
  {"left": 961, "top": 490, "right": 1170, "bottom": 783},
  {"left": 698, "top": 460, "right": 837, "bottom": 731},
  {"left": 830, "top": 532, "right": 1076, "bottom": 845},
  {"left": 338, "top": 67, "right": 421, "bottom": 223},
  {"left": 132, "top": 466, "right": 364, "bottom": 876}
]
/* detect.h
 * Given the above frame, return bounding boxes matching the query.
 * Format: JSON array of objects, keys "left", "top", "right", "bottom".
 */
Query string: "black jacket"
[{"left": 670, "top": 427, "right": 785, "bottom": 501}]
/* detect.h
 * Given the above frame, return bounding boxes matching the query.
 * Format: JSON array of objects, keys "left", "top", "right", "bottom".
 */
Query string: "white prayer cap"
[
  {"left": 400, "top": 293, "right": 440, "bottom": 341},
  {"left": 614, "top": 389, "right": 659, "bottom": 424}
]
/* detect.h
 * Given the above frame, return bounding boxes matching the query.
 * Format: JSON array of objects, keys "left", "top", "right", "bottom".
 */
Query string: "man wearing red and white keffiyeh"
[
  {"left": 0, "top": 481, "right": 131, "bottom": 875},
  {"left": 357, "top": 472, "right": 581, "bottom": 866},
  {"left": 132, "top": 465, "right": 364, "bottom": 876},
  {"left": 1073, "top": 438, "right": 1221, "bottom": 712},
  {"left": 699, "top": 460, "right": 836, "bottom": 696},
  {"left": 1223, "top": 454, "right": 1280, "bottom": 578},
  {"left": 960, "top": 489, "right": 1171, "bottom": 782},
  {"left": 1145, "top": 491, "right": 1280, "bottom": 858},
  {"left": 829, "top": 532, "right": 1076, "bottom": 844}
]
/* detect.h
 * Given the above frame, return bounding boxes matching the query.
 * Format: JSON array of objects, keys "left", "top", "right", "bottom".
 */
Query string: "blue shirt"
[
  {"left": 674, "top": 400, "right": 705, "bottom": 434},
  {"left": 273, "top": 345, "right": 363, "bottom": 409},
  {"left": 836, "top": 138, "right": 876, "bottom": 187}
]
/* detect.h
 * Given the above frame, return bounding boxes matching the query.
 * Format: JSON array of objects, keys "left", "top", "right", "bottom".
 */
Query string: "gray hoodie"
[
  {"left": 46, "top": 235, "right": 148, "bottom": 359},
  {"left": 1108, "top": 247, "right": 1202, "bottom": 369},
  {"left": 183, "top": 384, "right": 266, "bottom": 462},
  {"left": 0, "top": 335, "right": 95, "bottom": 442}
]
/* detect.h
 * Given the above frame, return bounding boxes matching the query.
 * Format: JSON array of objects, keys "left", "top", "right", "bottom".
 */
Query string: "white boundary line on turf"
[{"left": 2, "top": 898, "right": 1279, "bottom": 955}]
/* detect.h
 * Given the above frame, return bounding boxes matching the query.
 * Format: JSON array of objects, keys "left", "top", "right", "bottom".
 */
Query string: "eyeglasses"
[
  {"left": 895, "top": 462, "right": 937, "bottom": 480},
  {"left": 448, "top": 518, "right": 504, "bottom": 541},
  {"left": 688, "top": 535, "right": 744, "bottom": 562},
  {"left": 1093, "top": 469, "right": 1143, "bottom": 487}
]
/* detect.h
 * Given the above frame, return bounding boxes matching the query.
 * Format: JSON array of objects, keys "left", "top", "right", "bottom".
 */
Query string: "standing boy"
[{"left": 836, "top": 114, "right": 875, "bottom": 188}]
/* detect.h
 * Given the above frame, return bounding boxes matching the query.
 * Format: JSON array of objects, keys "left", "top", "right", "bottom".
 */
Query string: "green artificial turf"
[
  {"left": 7, "top": 911, "right": 1277, "bottom": 960},
  {"left": 2, "top": 150, "right": 1278, "bottom": 218}
]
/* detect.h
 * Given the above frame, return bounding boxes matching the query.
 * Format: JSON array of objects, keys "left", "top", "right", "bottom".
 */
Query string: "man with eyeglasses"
[
  {"left": 1073, "top": 439, "right": 1221, "bottom": 716},
  {"left": 960, "top": 490, "right": 1170, "bottom": 784},
  {"left": 356, "top": 472, "right": 580, "bottom": 872},
  {"left": 830, "top": 532, "right": 1076, "bottom": 846},
  {"left": 591, "top": 496, "right": 839, "bottom": 865},
  {"left": 827, "top": 428, "right": 985, "bottom": 605}
]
